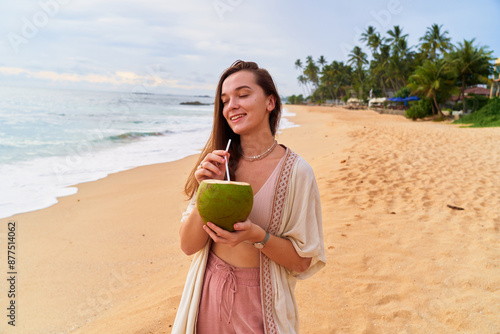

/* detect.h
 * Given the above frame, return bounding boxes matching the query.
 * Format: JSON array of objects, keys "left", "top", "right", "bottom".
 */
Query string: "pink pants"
[{"left": 196, "top": 251, "right": 264, "bottom": 334}]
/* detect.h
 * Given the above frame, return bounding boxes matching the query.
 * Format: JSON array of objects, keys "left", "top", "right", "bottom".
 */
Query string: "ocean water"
[{"left": 0, "top": 86, "right": 296, "bottom": 218}]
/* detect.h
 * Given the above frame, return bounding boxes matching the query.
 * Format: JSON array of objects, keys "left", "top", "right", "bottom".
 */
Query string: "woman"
[{"left": 172, "top": 60, "right": 325, "bottom": 333}]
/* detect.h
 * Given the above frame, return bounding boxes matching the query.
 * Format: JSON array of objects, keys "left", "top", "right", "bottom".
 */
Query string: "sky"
[{"left": 1, "top": 0, "right": 499, "bottom": 97}]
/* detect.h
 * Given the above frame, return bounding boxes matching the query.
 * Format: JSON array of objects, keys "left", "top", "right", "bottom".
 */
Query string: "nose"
[{"left": 226, "top": 97, "right": 238, "bottom": 111}]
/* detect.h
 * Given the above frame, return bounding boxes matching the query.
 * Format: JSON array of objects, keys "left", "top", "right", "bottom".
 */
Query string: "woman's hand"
[
  {"left": 204, "top": 219, "right": 312, "bottom": 273},
  {"left": 202, "top": 219, "right": 264, "bottom": 247},
  {"left": 195, "top": 150, "right": 230, "bottom": 184}
]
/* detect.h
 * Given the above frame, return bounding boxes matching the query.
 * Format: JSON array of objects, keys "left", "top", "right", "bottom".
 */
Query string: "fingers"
[
  {"left": 208, "top": 151, "right": 229, "bottom": 165},
  {"left": 204, "top": 222, "right": 224, "bottom": 234},
  {"left": 199, "top": 160, "right": 221, "bottom": 176},
  {"left": 195, "top": 161, "right": 222, "bottom": 181},
  {"left": 203, "top": 221, "right": 254, "bottom": 247},
  {"left": 195, "top": 151, "right": 230, "bottom": 183},
  {"left": 212, "top": 150, "right": 230, "bottom": 159},
  {"left": 195, "top": 168, "right": 217, "bottom": 183},
  {"left": 233, "top": 220, "right": 251, "bottom": 231},
  {"left": 203, "top": 222, "right": 228, "bottom": 243}
]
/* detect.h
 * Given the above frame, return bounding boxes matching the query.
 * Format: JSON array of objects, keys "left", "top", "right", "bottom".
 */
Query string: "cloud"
[
  {"left": 0, "top": 65, "right": 215, "bottom": 93},
  {"left": 1, "top": 66, "right": 136, "bottom": 84},
  {"left": 0, "top": 0, "right": 498, "bottom": 96}
]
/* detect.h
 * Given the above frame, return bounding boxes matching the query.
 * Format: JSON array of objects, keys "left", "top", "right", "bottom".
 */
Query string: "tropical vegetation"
[
  {"left": 290, "top": 23, "right": 495, "bottom": 121},
  {"left": 453, "top": 97, "right": 500, "bottom": 127}
]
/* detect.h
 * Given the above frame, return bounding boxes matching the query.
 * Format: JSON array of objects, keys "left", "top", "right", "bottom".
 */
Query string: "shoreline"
[
  {"left": 1, "top": 105, "right": 499, "bottom": 333},
  {"left": 0, "top": 108, "right": 297, "bottom": 220}
]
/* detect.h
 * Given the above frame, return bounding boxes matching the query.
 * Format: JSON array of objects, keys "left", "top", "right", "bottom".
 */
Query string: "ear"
[{"left": 266, "top": 95, "right": 276, "bottom": 112}]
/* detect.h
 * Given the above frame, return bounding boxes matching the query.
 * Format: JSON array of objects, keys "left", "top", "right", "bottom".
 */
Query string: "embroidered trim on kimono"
[{"left": 260, "top": 148, "right": 298, "bottom": 333}]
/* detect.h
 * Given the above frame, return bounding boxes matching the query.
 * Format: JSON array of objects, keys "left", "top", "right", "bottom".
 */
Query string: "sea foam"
[{"left": 0, "top": 86, "right": 297, "bottom": 218}]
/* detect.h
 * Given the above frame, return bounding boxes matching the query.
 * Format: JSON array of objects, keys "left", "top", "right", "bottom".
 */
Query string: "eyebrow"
[{"left": 221, "top": 85, "right": 252, "bottom": 97}]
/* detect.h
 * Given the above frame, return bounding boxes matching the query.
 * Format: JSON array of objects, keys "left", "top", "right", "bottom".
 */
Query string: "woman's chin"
[{"left": 229, "top": 124, "right": 247, "bottom": 136}]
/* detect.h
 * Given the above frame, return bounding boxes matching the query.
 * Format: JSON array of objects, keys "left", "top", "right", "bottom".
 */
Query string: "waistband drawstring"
[{"left": 215, "top": 262, "right": 238, "bottom": 324}]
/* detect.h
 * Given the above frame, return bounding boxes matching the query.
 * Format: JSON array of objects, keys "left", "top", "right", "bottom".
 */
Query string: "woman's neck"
[{"left": 240, "top": 133, "right": 275, "bottom": 158}]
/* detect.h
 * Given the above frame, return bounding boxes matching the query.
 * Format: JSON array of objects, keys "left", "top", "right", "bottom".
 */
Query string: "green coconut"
[{"left": 196, "top": 180, "right": 253, "bottom": 232}]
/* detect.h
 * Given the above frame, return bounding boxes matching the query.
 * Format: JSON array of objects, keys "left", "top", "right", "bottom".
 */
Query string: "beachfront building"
[
  {"left": 463, "top": 86, "right": 492, "bottom": 97},
  {"left": 449, "top": 85, "right": 491, "bottom": 106},
  {"left": 490, "top": 57, "right": 500, "bottom": 98}
]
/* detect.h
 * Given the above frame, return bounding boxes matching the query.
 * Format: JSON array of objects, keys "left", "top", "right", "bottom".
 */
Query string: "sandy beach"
[{"left": 1, "top": 105, "right": 499, "bottom": 333}]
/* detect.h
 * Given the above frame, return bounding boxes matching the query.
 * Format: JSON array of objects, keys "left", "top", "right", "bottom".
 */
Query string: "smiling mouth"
[{"left": 230, "top": 114, "right": 246, "bottom": 121}]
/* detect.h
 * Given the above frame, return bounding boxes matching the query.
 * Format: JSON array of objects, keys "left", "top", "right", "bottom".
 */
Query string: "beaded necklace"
[{"left": 241, "top": 140, "right": 278, "bottom": 162}]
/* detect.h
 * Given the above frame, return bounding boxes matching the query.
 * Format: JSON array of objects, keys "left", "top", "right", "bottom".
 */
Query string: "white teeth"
[{"left": 231, "top": 114, "right": 245, "bottom": 121}]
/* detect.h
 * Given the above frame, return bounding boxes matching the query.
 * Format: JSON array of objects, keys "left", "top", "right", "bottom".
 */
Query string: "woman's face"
[{"left": 221, "top": 70, "right": 275, "bottom": 136}]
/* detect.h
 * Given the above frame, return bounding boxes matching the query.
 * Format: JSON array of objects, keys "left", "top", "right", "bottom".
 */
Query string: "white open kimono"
[{"left": 172, "top": 148, "right": 325, "bottom": 334}]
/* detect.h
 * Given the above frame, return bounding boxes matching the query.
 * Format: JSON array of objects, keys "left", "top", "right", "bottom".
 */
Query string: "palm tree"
[
  {"left": 317, "top": 56, "right": 328, "bottom": 101},
  {"left": 304, "top": 56, "right": 320, "bottom": 87},
  {"left": 360, "top": 26, "right": 389, "bottom": 96},
  {"left": 337, "top": 62, "right": 353, "bottom": 99},
  {"left": 297, "top": 74, "right": 310, "bottom": 98},
  {"left": 294, "top": 59, "right": 303, "bottom": 70},
  {"left": 408, "top": 59, "right": 456, "bottom": 117},
  {"left": 386, "top": 25, "right": 409, "bottom": 52},
  {"left": 348, "top": 47, "right": 368, "bottom": 72},
  {"left": 318, "top": 55, "right": 327, "bottom": 69},
  {"left": 320, "top": 63, "right": 335, "bottom": 100},
  {"left": 446, "top": 39, "right": 494, "bottom": 114},
  {"left": 301, "top": 56, "right": 320, "bottom": 101},
  {"left": 370, "top": 44, "right": 391, "bottom": 96},
  {"left": 393, "top": 38, "right": 416, "bottom": 89},
  {"left": 321, "top": 61, "right": 352, "bottom": 100},
  {"left": 348, "top": 46, "right": 369, "bottom": 98},
  {"left": 419, "top": 24, "right": 453, "bottom": 60},
  {"left": 360, "top": 26, "right": 376, "bottom": 44},
  {"left": 383, "top": 26, "right": 415, "bottom": 92},
  {"left": 295, "top": 58, "right": 313, "bottom": 97},
  {"left": 361, "top": 26, "right": 383, "bottom": 55},
  {"left": 369, "top": 33, "right": 383, "bottom": 54},
  {"left": 360, "top": 26, "right": 375, "bottom": 55}
]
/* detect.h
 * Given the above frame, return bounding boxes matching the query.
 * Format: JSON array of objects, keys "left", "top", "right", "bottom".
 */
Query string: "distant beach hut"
[
  {"left": 345, "top": 97, "right": 365, "bottom": 110},
  {"left": 450, "top": 85, "right": 492, "bottom": 102},
  {"left": 368, "top": 97, "right": 387, "bottom": 107}
]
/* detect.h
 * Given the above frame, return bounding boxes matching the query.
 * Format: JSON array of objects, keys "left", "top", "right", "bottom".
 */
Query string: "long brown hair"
[{"left": 184, "top": 60, "right": 282, "bottom": 198}]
